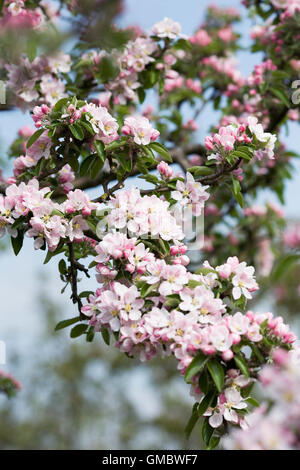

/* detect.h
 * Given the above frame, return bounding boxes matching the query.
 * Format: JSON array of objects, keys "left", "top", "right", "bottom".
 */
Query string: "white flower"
[{"left": 152, "top": 17, "right": 182, "bottom": 39}]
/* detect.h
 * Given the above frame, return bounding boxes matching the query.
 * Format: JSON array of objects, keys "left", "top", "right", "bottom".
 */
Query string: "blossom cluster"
[
  {"left": 6, "top": 52, "right": 71, "bottom": 108},
  {"left": 81, "top": 186, "right": 295, "bottom": 432},
  {"left": 104, "top": 34, "right": 158, "bottom": 105},
  {"left": 205, "top": 116, "right": 277, "bottom": 161},
  {"left": 171, "top": 172, "right": 210, "bottom": 216},
  {"left": 0, "top": 0, "right": 50, "bottom": 30},
  {"left": 224, "top": 348, "right": 300, "bottom": 449},
  {"left": 0, "top": 179, "right": 100, "bottom": 250}
]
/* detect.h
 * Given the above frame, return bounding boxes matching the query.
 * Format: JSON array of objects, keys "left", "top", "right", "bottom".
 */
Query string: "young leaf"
[
  {"left": 184, "top": 403, "right": 199, "bottom": 439},
  {"left": 246, "top": 397, "right": 260, "bottom": 407},
  {"left": 269, "top": 87, "right": 290, "bottom": 109},
  {"left": 94, "top": 140, "right": 106, "bottom": 163},
  {"left": 206, "top": 436, "right": 220, "bottom": 450},
  {"left": 55, "top": 316, "right": 80, "bottom": 331},
  {"left": 79, "top": 291, "right": 94, "bottom": 299},
  {"left": 207, "top": 359, "right": 225, "bottom": 393},
  {"left": 148, "top": 142, "right": 173, "bottom": 162},
  {"left": 53, "top": 97, "right": 70, "bottom": 112},
  {"left": 184, "top": 352, "right": 209, "bottom": 382},
  {"left": 137, "top": 88, "right": 146, "bottom": 104},
  {"left": 198, "top": 369, "right": 210, "bottom": 395},
  {"left": 202, "top": 417, "right": 214, "bottom": 446},
  {"left": 231, "top": 176, "right": 244, "bottom": 208},
  {"left": 70, "top": 324, "right": 88, "bottom": 338},
  {"left": 272, "top": 254, "right": 300, "bottom": 283},
  {"left": 90, "top": 155, "right": 104, "bottom": 179},
  {"left": 80, "top": 154, "right": 96, "bottom": 177},
  {"left": 69, "top": 123, "right": 84, "bottom": 140},
  {"left": 234, "top": 354, "right": 250, "bottom": 378},
  {"left": 58, "top": 259, "right": 67, "bottom": 275},
  {"left": 188, "top": 166, "right": 214, "bottom": 176},
  {"left": 26, "top": 128, "right": 45, "bottom": 149},
  {"left": 101, "top": 326, "right": 110, "bottom": 345},
  {"left": 86, "top": 326, "right": 95, "bottom": 342},
  {"left": 11, "top": 231, "right": 24, "bottom": 256},
  {"left": 198, "top": 390, "right": 216, "bottom": 417}
]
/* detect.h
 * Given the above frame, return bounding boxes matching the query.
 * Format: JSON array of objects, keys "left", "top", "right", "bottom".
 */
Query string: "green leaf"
[
  {"left": 137, "top": 88, "right": 146, "bottom": 104},
  {"left": 188, "top": 167, "right": 214, "bottom": 176},
  {"left": 53, "top": 97, "right": 70, "bottom": 112},
  {"left": 79, "top": 291, "right": 94, "bottom": 298},
  {"left": 101, "top": 326, "right": 110, "bottom": 345},
  {"left": 187, "top": 280, "right": 202, "bottom": 288},
  {"left": 97, "top": 56, "right": 119, "bottom": 82},
  {"left": 69, "top": 123, "right": 84, "bottom": 140},
  {"left": 26, "top": 128, "right": 45, "bottom": 149},
  {"left": 198, "top": 369, "right": 210, "bottom": 395},
  {"left": 250, "top": 343, "right": 264, "bottom": 364},
  {"left": 43, "top": 251, "right": 53, "bottom": 264},
  {"left": 68, "top": 153, "right": 79, "bottom": 172},
  {"left": 79, "top": 154, "right": 96, "bottom": 177},
  {"left": 164, "top": 294, "right": 181, "bottom": 308},
  {"left": 55, "top": 316, "right": 80, "bottom": 331},
  {"left": 70, "top": 324, "right": 88, "bottom": 338},
  {"left": 231, "top": 176, "right": 244, "bottom": 208},
  {"left": 206, "top": 436, "right": 220, "bottom": 450},
  {"left": 202, "top": 418, "right": 214, "bottom": 446},
  {"left": 139, "top": 174, "right": 159, "bottom": 184},
  {"left": 174, "top": 38, "right": 192, "bottom": 51},
  {"left": 234, "top": 354, "right": 250, "bottom": 378},
  {"left": 269, "top": 87, "right": 290, "bottom": 108},
  {"left": 81, "top": 121, "right": 95, "bottom": 135},
  {"left": 86, "top": 326, "right": 95, "bottom": 342},
  {"left": 94, "top": 140, "right": 106, "bottom": 163},
  {"left": 158, "top": 77, "right": 164, "bottom": 95},
  {"left": 58, "top": 259, "right": 67, "bottom": 274},
  {"left": 232, "top": 149, "right": 252, "bottom": 161},
  {"left": 184, "top": 403, "right": 199, "bottom": 439},
  {"left": 198, "top": 390, "right": 216, "bottom": 417},
  {"left": 148, "top": 142, "right": 173, "bottom": 162},
  {"left": 51, "top": 209, "right": 65, "bottom": 217},
  {"left": 246, "top": 397, "right": 260, "bottom": 407},
  {"left": 207, "top": 359, "right": 225, "bottom": 393},
  {"left": 194, "top": 267, "right": 215, "bottom": 275},
  {"left": 11, "top": 231, "right": 24, "bottom": 256},
  {"left": 272, "top": 254, "right": 300, "bottom": 283},
  {"left": 90, "top": 155, "right": 104, "bottom": 179},
  {"left": 185, "top": 352, "right": 210, "bottom": 383},
  {"left": 141, "top": 282, "right": 159, "bottom": 298}
]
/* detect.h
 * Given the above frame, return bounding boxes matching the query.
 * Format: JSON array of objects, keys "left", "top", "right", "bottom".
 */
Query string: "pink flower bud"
[
  {"left": 137, "top": 265, "right": 146, "bottom": 274},
  {"left": 121, "top": 125, "right": 131, "bottom": 136},
  {"left": 125, "top": 263, "right": 135, "bottom": 273},
  {"left": 157, "top": 161, "right": 173, "bottom": 179},
  {"left": 150, "top": 129, "right": 160, "bottom": 141},
  {"left": 205, "top": 136, "right": 214, "bottom": 150},
  {"left": 222, "top": 350, "right": 234, "bottom": 361},
  {"left": 170, "top": 246, "right": 179, "bottom": 256}
]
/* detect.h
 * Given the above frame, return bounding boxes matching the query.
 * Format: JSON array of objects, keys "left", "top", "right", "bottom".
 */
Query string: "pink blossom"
[
  {"left": 122, "top": 115, "right": 159, "bottom": 145},
  {"left": 189, "top": 29, "right": 211, "bottom": 46}
]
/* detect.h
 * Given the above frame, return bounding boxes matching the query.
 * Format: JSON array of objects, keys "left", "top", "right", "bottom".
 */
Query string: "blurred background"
[{"left": 1, "top": 0, "right": 300, "bottom": 449}]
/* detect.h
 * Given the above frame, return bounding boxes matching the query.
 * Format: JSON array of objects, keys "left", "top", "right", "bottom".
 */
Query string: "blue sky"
[{"left": 1, "top": 0, "right": 300, "bottom": 376}]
